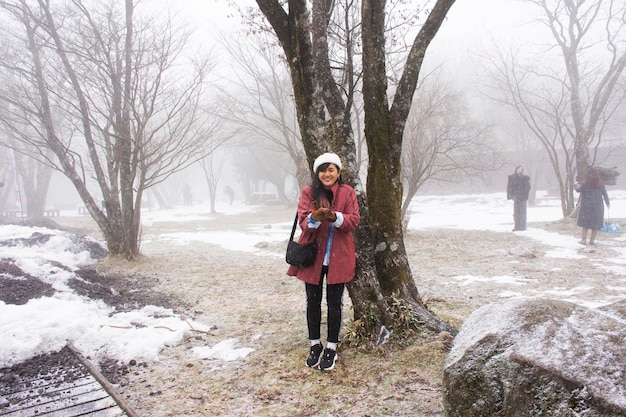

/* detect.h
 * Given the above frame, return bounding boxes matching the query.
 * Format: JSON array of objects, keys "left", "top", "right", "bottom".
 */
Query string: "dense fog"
[{"left": 0, "top": 0, "right": 624, "bottom": 216}]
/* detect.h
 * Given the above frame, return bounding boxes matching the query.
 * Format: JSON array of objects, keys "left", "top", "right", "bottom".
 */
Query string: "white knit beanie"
[{"left": 313, "top": 152, "right": 342, "bottom": 173}]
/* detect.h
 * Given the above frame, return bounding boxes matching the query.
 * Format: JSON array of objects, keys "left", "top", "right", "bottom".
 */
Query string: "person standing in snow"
[
  {"left": 507, "top": 165, "right": 531, "bottom": 231},
  {"left": 183, "top": 183, "right": 193, "bottom": 206},
  {"left": 287, "top": 152, "right": 360, "bottom": 371},
  {"left": 224, "top": 185, "right": 235, "bottom": 205},
  {"left": 575, "top": 166, "right": 610, "bottom": 245}
]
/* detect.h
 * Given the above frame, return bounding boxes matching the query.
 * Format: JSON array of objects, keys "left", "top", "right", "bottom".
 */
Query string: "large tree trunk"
[
  {"left": 256, "top": 0, "right": 457, "bottom": 336},
  {"left": 119, "top": 0, "right": 140, "bottom": 257},
  {"left": 257, "top": 0, "right": 391, "bottom": 332},
  {"left": 362, "top": 0, "right": 457, "bottom": 334},
  {"left": 23, "top": 162, "right": 52, "bottom": 218},
  {"left": 8, "top": 148, "right": 52, "bottom": 218}
]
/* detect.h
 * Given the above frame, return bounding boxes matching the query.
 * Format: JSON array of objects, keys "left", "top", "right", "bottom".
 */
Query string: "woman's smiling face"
[{"left": 318, "top": 164, "right": 340, "bottom": 188}]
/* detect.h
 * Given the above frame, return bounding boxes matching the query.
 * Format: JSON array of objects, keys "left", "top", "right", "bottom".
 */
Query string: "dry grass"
[
  {"left": 55, "top": 206, "right": 624, "bottom": 416},
  {"left": 96, "top": 243, "right": 452, "bottom": 416}
]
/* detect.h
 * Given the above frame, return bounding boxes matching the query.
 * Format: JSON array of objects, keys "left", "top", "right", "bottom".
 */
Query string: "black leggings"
[{"left": 305, "top": 267, "right": 345, "bottom": 343}]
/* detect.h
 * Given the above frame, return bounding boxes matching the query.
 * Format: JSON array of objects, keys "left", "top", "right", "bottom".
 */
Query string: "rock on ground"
[{"left": 443, "top": 298, "right": 626, "bottom": 417}]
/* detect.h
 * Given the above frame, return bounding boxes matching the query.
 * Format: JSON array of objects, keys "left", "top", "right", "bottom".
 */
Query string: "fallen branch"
[{"left": 185, "top": 319, "right": 216, "bottom": 335}]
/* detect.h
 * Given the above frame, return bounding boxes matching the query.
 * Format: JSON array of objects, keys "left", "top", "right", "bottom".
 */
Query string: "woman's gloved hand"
[
  {"left": 311, "top": 200, "right": 336, "bottom": 222},
  {"left": 311, "top": 201, "right": 327, "bottom": 221}
]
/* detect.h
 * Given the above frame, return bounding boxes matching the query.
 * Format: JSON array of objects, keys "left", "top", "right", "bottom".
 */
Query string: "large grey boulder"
[{"left": 443, "top": 298, "right": 626, "bottom": 417}]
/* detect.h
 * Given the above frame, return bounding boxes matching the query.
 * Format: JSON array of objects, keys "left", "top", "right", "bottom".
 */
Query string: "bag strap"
[{"left": 290, "top": 212, "right": 298, "bottom": 241}]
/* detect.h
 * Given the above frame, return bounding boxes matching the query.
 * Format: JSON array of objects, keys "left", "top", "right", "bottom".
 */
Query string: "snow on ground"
[
  {"left": 408, "top": 190, "right": 626, "bottom": 265},
  {"left": 0, "top": 190, "right": 624, "bottom": 368}
]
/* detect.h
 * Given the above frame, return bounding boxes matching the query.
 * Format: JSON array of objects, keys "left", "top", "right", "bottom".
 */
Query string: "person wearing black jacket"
[{"left": 507, "top": 166, "right": 531, "bottom": 231}]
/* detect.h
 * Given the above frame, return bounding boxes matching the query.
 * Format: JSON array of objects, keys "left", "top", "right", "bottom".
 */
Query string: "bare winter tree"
[
  {"left": 230, "top": 145, "right": 293, "bottom": 203},
  {"left": 0, "top": 0, "right": 218, "bottom": 258},
  {"left": 199, "top": 152, "right": 224, "bottom": 214},
  {"left": 483, "top": 0, "right": 626, "bottom": 216},
  {"left": 251, "top": 0, "right": 458, "bottom": 339},
  {"left": 218, "top": 33, "right": 309, "bottom": 190},
  {"left": 0, "top": 144, "right": 15, "bottom": 211},
  {"left": 0, "top": 139, "right": 53, "bottom": 218},
  {"left": 0, "top": 22, "right": 57, "bottom": 218},
  {"left": 8, "top": 147, "right": 53, "bottom": 218},
  {"left": 400, "top": 74, "right": 497, "bottom": 226}
]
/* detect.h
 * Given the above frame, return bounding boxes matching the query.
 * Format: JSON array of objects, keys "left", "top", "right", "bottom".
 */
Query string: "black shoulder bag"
[{"left": 285, "top": 212, "right": 317, "bottom": 267}]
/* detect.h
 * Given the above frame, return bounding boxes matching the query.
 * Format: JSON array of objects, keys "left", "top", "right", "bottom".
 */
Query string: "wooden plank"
[
  {"left": 67, "top": 345, "right": 138, "bottom": 417},
  {"left": 1, "top": 389, "right": 115, "bottom": 417},
  {"left": 1, "top": 376, "right": 96, "bottom": 398},
  {"left": 1, "top": 380, "right": 102, "bottom": 414},
  {"left": 0, "top": 346, "right": 134, "bottom": 417},
  {"left": 39, "top": 397, "right": 120, "bottom": 417}
]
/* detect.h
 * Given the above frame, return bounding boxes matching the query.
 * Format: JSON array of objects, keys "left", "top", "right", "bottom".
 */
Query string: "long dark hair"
[
  {"left": 584, "top": 167, "right": 603, "bottom": 188},
  {"left": 312, "top": 162, "right": 343, "bottom": 206}
]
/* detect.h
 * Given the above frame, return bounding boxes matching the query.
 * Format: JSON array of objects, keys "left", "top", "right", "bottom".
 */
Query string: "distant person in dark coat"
[
  {"left": 575, "top": 167, "right": 610, "bottom": 245},
  {"left": 224, "top": 186, "right": 235, "bottom": 205},
  {"left": 183, "top": 184, "right": 193, "bottom": 206},
  {"left": 507, "top": 166, "right": 531, "bottom": 231}
]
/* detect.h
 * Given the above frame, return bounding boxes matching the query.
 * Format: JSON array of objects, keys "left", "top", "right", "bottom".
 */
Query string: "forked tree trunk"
[{"left": 256, "top": 0, "right": 458, "bottom": 337}]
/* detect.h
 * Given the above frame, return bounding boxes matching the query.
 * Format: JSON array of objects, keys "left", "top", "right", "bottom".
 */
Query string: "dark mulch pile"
[
  {"left": 0, "top": 260, "right": 56, "bottom": 305},
  {"left": 69, "top": 269, "right": 184, "bottom": 313},
  {"left": 0, "top": 346, "right": 87, "bottom": 397}
]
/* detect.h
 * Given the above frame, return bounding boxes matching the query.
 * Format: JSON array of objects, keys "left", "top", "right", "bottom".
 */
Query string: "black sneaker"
[
  {"left": 318, "top": 348, "right": 337, "bottom": 371},
  {"left": 306, "top": 343, "right": 323, "bottom": 368}
]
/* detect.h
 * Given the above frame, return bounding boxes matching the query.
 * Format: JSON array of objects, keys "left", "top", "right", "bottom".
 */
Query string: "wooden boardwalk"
[{"left": 0, "top": 345, "right": 137, "bottom": 417}]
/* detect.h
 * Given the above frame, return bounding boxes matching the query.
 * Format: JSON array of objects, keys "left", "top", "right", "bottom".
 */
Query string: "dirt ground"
[{"left": 2, "top": 205, "right": 625, "bottom": 417}]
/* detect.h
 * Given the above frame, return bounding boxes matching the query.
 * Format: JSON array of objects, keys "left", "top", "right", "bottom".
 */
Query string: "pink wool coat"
[{"left": 287, "top": 181, "right": 360, "bottom": 285}]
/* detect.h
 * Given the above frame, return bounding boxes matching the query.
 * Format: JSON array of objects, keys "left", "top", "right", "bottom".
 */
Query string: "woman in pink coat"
[{"left": 287, "top": 152, "right": 360, "bottom": 371}]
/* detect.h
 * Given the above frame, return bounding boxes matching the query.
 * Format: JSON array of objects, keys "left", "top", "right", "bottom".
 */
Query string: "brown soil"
[{"left": 3, "top": 206, "right": 624, "bottom": 417}]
